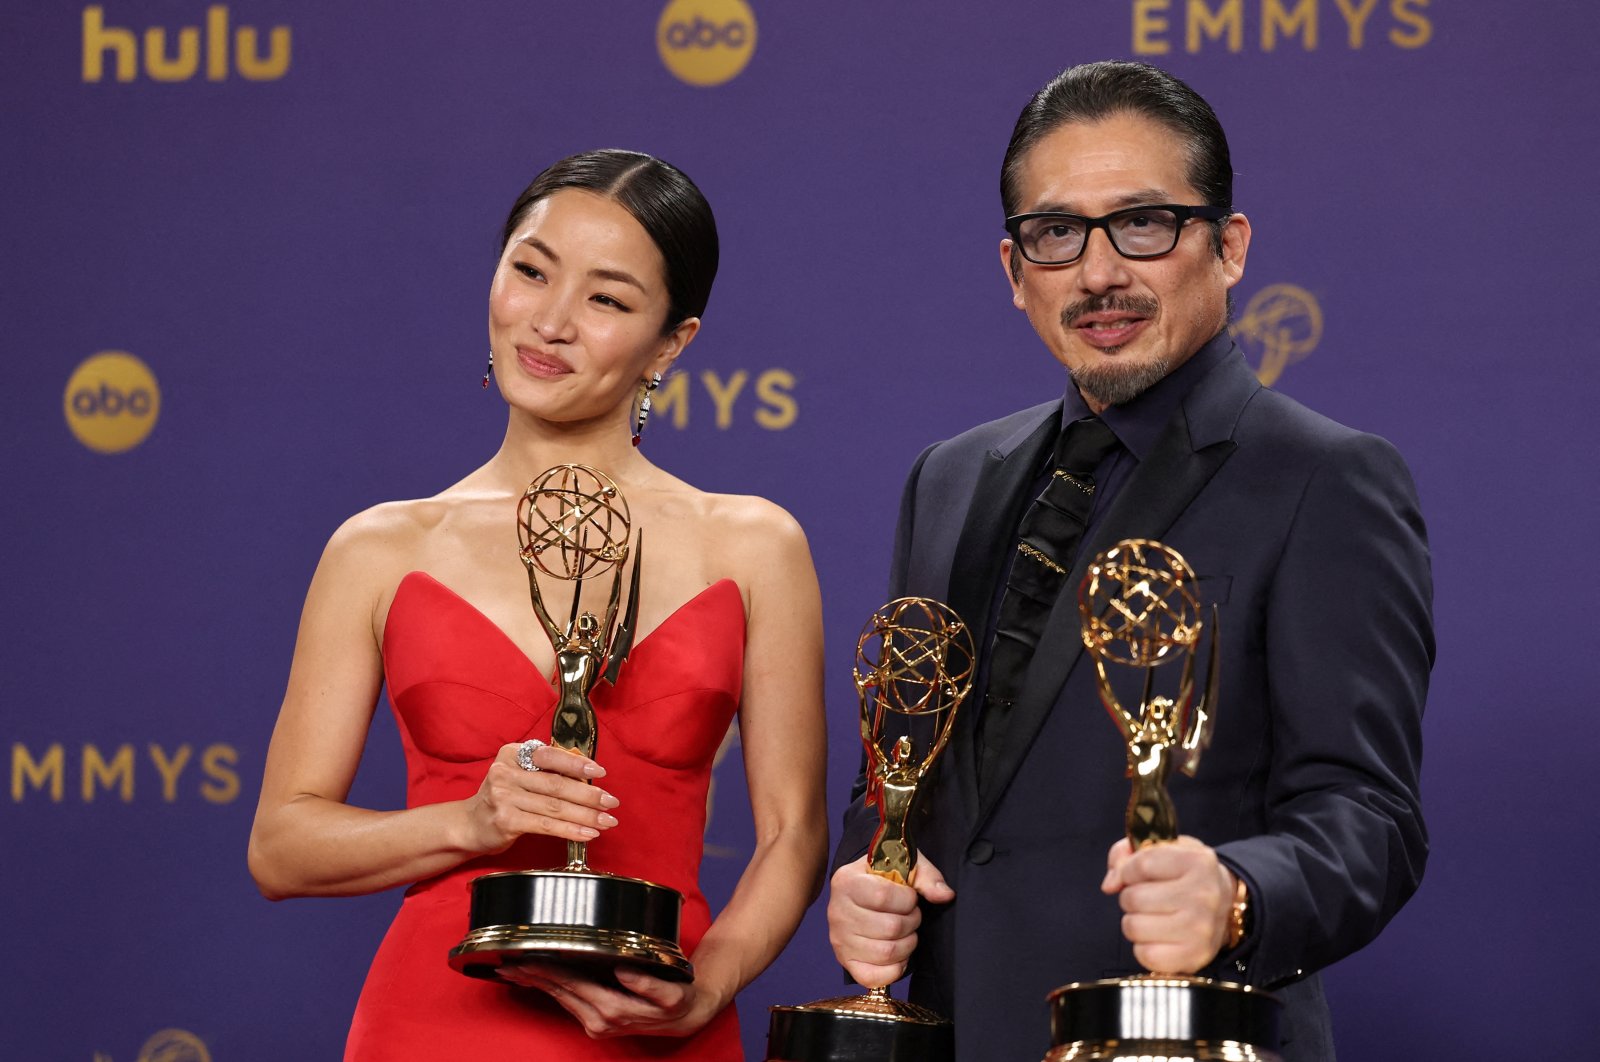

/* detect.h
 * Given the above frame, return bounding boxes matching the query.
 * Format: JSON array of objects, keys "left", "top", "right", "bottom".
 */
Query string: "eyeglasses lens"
[{"left": 1019, "top": 208, "right": 1182, "bottom": 263}]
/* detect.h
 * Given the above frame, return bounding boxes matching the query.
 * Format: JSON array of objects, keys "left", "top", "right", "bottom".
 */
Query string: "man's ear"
[
  {"left": 1219, "top": 213, "right": 1251, "bottom": 289},
  {"left": 1000, "top": 239, "right": 1026, "bottom": 310}
]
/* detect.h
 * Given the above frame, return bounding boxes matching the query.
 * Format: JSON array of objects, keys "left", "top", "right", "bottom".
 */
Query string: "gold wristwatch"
[{"left": 1225, "top": 874, "right": 1251, "bottom": 951}]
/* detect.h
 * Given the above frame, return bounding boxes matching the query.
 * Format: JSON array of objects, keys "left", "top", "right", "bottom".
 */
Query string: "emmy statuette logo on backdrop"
[
  {"left": 92, "top": 1026, "right": 212, "bottom": 1062},
  {"left": 1230, "top": 283, "right": 1323, "bottom": 387}
]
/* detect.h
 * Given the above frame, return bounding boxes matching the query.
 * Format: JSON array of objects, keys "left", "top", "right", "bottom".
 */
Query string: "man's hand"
[
  {"left": 1102, "top": 836, "right": 1235, "bottom": 974},
  {"left": 826, "top": 853, "right": 955, "bottom": 988}
]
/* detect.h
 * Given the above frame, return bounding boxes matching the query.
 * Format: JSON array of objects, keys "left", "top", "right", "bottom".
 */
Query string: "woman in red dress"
[{"left": 247, "top": 150, "right": 828, "bottom": 1059}]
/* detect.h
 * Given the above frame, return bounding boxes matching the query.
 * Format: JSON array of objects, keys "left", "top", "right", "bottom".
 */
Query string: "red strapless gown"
[{"left": 345, "top": 572, "right": 745, "bottom": 1060}]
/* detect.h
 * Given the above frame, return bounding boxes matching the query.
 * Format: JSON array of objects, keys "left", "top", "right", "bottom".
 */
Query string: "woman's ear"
[{"left": 652, "top": 317, "right": 700, "bottom": 376}]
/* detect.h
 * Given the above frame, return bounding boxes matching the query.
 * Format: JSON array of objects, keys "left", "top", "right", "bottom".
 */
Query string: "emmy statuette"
[
  {"left": 766, "top": 598, "right": 974, "bottom": 1062},
  {"left": 449, "top": 465, "right": 693, "bottom": 984},
  {"left": 1042, "top": 539, "right": 1280, "bottom": 1062}
]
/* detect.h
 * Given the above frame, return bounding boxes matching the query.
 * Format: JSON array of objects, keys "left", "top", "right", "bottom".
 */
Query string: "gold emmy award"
[
  {"left": 449, "top": 464, "right": 693, "bottom": 984},
  {"left": 766, "top": 598, "right": 975, "bottom": 1062},
  {"left": 1043, "top": 539, "right": 1280, "bottom": 1062}
]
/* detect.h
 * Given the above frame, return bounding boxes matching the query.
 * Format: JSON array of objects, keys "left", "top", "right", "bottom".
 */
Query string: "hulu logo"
[{"left": 82, "top": 5, "right": 290, "bottom": 83}]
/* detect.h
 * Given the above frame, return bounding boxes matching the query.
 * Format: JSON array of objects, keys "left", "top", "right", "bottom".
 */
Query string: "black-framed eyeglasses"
[{"left": 1005, "top": 204, "right": 1230, "bottom": 265}]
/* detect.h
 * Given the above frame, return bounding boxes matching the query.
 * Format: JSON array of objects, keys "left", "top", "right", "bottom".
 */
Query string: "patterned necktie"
[{"left": 978, "top": 416, "right": 1120, "bottom": 777}]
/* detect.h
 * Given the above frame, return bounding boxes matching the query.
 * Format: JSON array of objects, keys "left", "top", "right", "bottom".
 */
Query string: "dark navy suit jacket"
[{"left": 833, "top": 347, "right": 1433, "bottom": 1062}]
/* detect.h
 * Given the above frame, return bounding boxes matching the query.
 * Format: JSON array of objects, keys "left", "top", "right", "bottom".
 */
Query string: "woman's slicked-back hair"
[
  {"left": 1000, "top": 61, "right": 1233, "bottom": 254},
  {"left": 500, "top": 149, "right": 719, "bottom": 334}
]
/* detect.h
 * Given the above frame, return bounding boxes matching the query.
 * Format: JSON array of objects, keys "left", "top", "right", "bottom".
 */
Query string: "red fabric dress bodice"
[{"left": 345, "top": 571, "right": 745, "bottom": 1060}]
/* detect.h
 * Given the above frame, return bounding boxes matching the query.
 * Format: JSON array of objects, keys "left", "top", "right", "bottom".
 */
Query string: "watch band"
[{"left": 1225, "top": 874, "right": 1251, "bottom": 951}]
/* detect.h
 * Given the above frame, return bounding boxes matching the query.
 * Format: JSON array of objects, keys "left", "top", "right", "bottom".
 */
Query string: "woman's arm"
[
  {"left": 246, "top": 509, "right": 618, "bottom": 900},
  {"left": 682, "top": 500, "right": 830, "bottom": 1009},
  {"left": 521, "top": 498, "right": 830, "bottom": 1037}
]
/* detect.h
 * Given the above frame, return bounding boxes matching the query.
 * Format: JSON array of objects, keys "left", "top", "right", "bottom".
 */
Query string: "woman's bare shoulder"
[
  {"left": 327, "top": 495, "right": 448, "bottom": 553},
  {"left": 315, "top": 491, "right": 473, "bottom": 589},
  {"left": 688, "top": 491, "right": 812, "bottom": 579},
  {"left": 701, "top": 491, "right": 804, "bottom": 537}
]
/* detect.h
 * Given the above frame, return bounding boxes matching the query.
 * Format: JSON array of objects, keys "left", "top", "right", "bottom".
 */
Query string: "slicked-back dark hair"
[
  {"left": 500, "top": 149, "right": 719, "bottom": 334},
  {"left": 1001, "top": 61, "right": 1233, "bottom": 261}
]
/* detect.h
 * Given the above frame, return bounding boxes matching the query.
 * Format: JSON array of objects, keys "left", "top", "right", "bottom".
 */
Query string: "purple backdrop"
[{"left": 5, "top": 2, "right": 1596, "bottom": 1058}]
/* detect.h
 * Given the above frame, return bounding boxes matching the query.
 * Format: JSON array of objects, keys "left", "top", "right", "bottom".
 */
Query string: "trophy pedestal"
[
  {"left": 449, "top": 868, "right": 692, "bottom": 984},
  {"left": 766, "top": 991, "right": 954, "bottom": 1062},
  {"left": 1044, "top": 976, "right": 1281, "bottom": 1062}
]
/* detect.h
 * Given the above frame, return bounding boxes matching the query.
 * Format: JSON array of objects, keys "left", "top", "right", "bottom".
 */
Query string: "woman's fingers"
[
  {"left": 506, "top": 782, "right": 619, "bottom": 835},
  {"left": 471, "top": 745, "right": 623, "bottom": 847},
  {"left": 506, "top": 963, "right": 695, "bottom": 1038},
  {"left": 511, "top": 741, "right": 607, "bottom": 781}
]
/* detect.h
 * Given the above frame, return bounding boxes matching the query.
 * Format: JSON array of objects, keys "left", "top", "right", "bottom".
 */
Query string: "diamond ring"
[{"left": 516, "top": 739, "right": 546, "bottom": 772}]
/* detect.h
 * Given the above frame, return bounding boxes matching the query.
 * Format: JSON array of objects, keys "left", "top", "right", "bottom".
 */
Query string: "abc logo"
[
  {"left": 657, "top": 0, "right": 756, "bottom": 87},
  {"left": 63, "top": 351, "right": 161, "bottom": 453}
]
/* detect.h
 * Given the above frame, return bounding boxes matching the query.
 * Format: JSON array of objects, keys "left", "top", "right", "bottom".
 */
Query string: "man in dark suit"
[{"left": 827, "top": 61, "right": 1432, "bottom": 1061}]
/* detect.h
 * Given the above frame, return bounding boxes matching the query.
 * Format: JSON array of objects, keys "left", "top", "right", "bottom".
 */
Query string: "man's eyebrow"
[
  {"left": 1026, "top": 189, "right": 1175, "bottom": 214},
  {"left": 515, "top": 236, "right": 646, "bottom": 291},
  {"left": 1112, "top": 188, "right": 1175, "bottom": 207}
]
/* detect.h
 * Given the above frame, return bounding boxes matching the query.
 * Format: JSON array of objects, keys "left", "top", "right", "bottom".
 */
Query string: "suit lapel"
[
  {"left": 972, "top": 354, "right": 1259, "bottom": 820},
  {"left": 942, "top": 405, "right": 1059, "bottom": 824}
]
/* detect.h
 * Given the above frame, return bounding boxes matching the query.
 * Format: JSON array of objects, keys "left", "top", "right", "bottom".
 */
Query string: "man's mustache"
[{"left": 1060, "top": 294, "right": 1160, "bottom": 329}]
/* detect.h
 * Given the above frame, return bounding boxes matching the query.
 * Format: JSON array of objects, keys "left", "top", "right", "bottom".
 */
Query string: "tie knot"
[{"left": 1053, "top": 417, "right": 1119, "bottom": 475}]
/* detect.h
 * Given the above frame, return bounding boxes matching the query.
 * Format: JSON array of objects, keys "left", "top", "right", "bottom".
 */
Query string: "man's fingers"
[
  {"left": 1111, "top": 836, "right": 1210, "bottom": 887},
  {"left": 911, "top": 853, "right": 955, "bottom": 903},
  {"left": 844, "top": 958, "right": 909, "bottom": 989},
  {"left": 835, "top": 926, "right": 918, "bottom": 969},
  {"left": 1131, "top": 938, "right": 1215, "bottom": 976},
  {"left": 1107, "top": 838, "right": 1233, "bottom": 975},
  {"left": 1103, "top": 837, "right": 1134, "bottom": 892},
  {"left": 835, "top": 858, "right": 921, "bottom": 916},
  {"left": 827, "top": 855, "right": 929, "bottom": 979}
]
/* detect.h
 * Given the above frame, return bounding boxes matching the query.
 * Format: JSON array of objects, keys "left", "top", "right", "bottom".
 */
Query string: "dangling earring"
[
  {"left": 632, "top": 372, "right": 662, "bottom": 447},
  {"left": 481, "top": 348, "right": 494, "bottom": 389}
]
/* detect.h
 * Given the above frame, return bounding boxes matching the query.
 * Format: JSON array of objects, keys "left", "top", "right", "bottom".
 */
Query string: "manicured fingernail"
[
  {"left": 584, "top": 762, "right": 607, "bottom": 778},
  {"left": 598, "top": 813, "right": 619, "bottom": 828},
  {"left": 598, "top": 791, "right": 620, "bottom": 809},
  {"left": 579, "top": 826, "right": 599, "bottom": 838}
]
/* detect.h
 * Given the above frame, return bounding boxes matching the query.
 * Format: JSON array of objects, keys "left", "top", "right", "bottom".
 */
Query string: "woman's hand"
[
  {"left": 500, "top": 962, "right": 728, "bottom": 1039},
  {"left": 459, "top": 742, "right": 620, "bottom": 855}
]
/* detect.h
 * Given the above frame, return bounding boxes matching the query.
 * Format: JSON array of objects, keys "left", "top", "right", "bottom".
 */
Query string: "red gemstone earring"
[{"left": 481, "top": 348, "right": 494, "bottom": 389}]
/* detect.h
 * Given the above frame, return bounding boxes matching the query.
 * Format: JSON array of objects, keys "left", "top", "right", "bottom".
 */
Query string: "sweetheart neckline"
[{"left": 384, "top": 572, "right": 743, "bottom": 686}]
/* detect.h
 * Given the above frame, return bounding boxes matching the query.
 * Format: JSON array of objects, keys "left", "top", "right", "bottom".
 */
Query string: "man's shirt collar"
[{"left": 1061, "top": 330, "right": 1234, "bottom": 459}]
